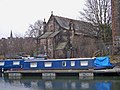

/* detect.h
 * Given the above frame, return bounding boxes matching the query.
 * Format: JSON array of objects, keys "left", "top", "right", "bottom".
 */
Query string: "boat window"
[
  {"left": 45, "top": 62, "right": 52, "bottom": 67},
  {"left": 13, "top": 61, "right": 20, "bottom": 65},
  {"left": 0, "top": 62, "right": 4, "bottom": 66},
  {"left": 71, "top": 61, "right": 75, "bottom": 66},
  {"left": 30, "top": 62, "right": 37, "bottom": 68},
  {"left": 62, "top": 61, "right": 66, "bottom": 67},
  {"left": 80, "top": 61, "right": 88, "bottom": 66}
]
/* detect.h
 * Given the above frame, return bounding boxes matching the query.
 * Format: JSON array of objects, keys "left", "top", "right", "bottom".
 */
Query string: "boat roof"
[
  {"left": 24, "top": 57, "right": 95, "bottom": 62},
  {"left": 0, "top": 59, "right": 24, "bottom": 62}
]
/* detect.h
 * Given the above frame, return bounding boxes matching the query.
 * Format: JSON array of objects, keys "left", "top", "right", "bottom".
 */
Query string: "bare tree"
[
  {"left": 25, "top": 20, "right": 43, "bottom": 38},
  {"left": 80, "top": 0, "right": 112, "bottom": 43},
  {"left": 22, "top": 37, "right": 36, "bottom": 56},
  {"left": 0, "top": 38, "right": 7, "bottom": 58}
]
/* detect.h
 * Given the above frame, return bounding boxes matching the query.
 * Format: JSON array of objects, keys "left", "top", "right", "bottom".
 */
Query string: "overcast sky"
[{"left": 0, "top": 0, "right": 85, "bottom": 38}]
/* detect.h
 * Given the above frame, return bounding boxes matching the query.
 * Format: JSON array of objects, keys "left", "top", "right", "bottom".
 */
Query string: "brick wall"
[
  {"left": 112, "top": 0, "right": 120, "bottom": 36},
  {"left": 112, "top": 0, "right": 120, "bottom": 46}
]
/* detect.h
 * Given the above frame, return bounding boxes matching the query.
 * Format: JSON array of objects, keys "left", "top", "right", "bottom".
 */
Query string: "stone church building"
[{"left": 37, "top": 13, "right": 98, "bottom": 59}]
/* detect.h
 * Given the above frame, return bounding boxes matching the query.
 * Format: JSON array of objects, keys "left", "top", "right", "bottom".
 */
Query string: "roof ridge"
[
  {"left": 54, "top": 15, "right": 90, "bottom": 24},
  {"left": 54, "top": 15, "right": 78, "bottom": 21}
]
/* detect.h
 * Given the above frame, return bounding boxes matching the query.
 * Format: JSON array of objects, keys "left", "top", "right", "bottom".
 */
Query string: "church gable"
[{"left": 45, "top": 14, "right": 61, "bottom": 32}]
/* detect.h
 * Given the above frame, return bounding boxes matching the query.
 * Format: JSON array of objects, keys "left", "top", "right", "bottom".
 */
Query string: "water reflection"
[
  {"left": 0, "top": 75, "right": 120, "bottom": 90},
  {"left": 95, "top": 82, "right": 112, "bottom": 90}
]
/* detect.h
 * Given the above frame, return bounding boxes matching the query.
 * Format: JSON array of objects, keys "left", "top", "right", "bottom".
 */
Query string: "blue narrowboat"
[
  {"left": 23, "top": 58, "right": 95, "bottom": 70},
  {"left": 0, "top": 56, "right": 114, "bottom": 71}
]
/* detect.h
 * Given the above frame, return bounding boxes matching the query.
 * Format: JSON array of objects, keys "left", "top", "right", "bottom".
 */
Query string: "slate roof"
[
  {"left": 54, "top": 15, "right": 97, "bottom": 36},
  {"left": 49, "top": 31, "right": 60, "bottom": 38},
  {"left": 39, "top": 32, "right": 53, "bottom": 39},
  {"left": 39, "top": 31, "right": 60, "bottom": 39},
  {"left": 56, "top": 42, "right": 67, "bottom": 50}
]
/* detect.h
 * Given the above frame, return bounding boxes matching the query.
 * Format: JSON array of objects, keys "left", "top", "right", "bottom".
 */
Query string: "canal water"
[{"left": 0, "top": 75, "right": 120, "bottom": 90}]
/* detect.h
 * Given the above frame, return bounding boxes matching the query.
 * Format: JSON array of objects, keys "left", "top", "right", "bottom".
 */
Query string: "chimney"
[
  {"left": 69, "top": 20, "right": 72, "bottom": 30},
  {"left": 43, "top": 18, "right": 46, "bottom": 34}
]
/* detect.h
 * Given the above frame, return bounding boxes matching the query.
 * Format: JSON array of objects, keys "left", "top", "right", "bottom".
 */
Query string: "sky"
[{"left": 0, "top": 0, "right": 85, "bottom": 38}]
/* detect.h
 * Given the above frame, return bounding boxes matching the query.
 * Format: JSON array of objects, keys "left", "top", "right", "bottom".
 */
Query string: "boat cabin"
[{"left": 23, "top": 58, "right": 95, "bottom": 70}]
